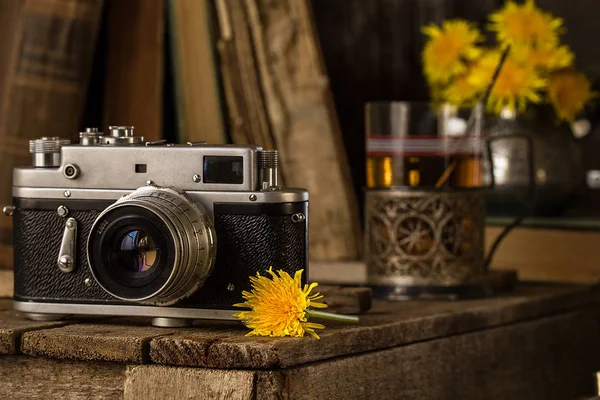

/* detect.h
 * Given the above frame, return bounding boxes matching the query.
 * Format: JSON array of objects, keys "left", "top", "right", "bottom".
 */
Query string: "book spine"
[
  {"left": 169, "top": 0, "right": 228, "bottom": 144},
  {"left": 0, "top": 0, "right": 104, "bottom": 269},
  {"left": 103, "top": 0, "right": 164, "bottom": 142},
  {"left": 165, "top": 0, "right": 184, "bottom": 144}
]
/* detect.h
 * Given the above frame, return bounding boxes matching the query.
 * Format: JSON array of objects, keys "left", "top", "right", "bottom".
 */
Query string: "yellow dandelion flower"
[
  {"left": 512, "top": 42, "right": 574, "bottom": 71},
  {"left": 422, "top": 19, "right": 483, "bottom": 84},
  {"left": 441, "top": 73, "right": 484, "bottom": 107},
  {"left": 468, "top": 50, "right": 546, "bottom": 114},
  {"left": 233, "top": 267, "right": 328, "bottom": 339},
  {"left": 547, "top": 70, "right": 595, "bottom": 122},
  {"left": 489, "top": 0, "right": 564, "bottom": 47}
]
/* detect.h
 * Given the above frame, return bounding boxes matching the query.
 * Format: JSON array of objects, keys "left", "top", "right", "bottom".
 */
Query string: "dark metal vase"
[{"left": 484, "top": 107, "right": 585, "bottom": 217}]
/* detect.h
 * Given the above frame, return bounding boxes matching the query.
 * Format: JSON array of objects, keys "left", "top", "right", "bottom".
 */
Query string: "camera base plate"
[
  {"left": 151, "top": 317, "right": 193, "bottom": 328},
  {"left": 13, "top": 301, "right": 238, "bottom": 324},
  {"left": 23, "top": 312, "right": 70, "bottom": 322}
]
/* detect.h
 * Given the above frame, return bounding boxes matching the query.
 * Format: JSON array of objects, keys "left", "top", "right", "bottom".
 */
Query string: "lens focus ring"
[{"left": 88, "top": 186, "right": 216, "bottom": 306}]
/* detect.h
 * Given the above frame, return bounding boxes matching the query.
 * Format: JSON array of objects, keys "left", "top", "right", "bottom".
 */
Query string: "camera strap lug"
[
  {"left": 2, "top": 206, "right": 15, "bottom": 216},
  {"left": 57, "top": 217, "right": 77, "bottom": 273}
]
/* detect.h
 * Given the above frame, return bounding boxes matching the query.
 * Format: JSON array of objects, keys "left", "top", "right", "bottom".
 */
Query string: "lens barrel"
[{"left": 88, "top": 186, "right": 216, "bottom": 306}]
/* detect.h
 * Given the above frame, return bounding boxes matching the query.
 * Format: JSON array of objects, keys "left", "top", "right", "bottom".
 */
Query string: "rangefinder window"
[{"left": 203, "top": 156, "right": 244, "bottom": 184}]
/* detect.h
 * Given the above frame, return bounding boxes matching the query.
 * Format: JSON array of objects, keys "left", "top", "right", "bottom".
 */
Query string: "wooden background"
[
  {"left": 38, "top": 0, "right": 600, "bottom": 224},
  {"left": 2, "top": 0, "right": 600, "bottom": 275},
  {"left": 81, "top": 0, "right": 600, "bottom": 224}
]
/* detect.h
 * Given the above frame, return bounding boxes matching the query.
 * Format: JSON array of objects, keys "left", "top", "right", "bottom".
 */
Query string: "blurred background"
[{"left": 2, "top": 0, "right": 600, "bottom": 285}]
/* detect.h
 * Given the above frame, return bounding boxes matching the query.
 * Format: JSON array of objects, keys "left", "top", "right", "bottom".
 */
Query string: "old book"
[
  {"left": 214, "top": 0, "right": 362, "bottom": 261},
  {"left": 0, "top": 0, "right": 104, "bottom": 269},
  {"left": 102, "top": 0, "right": 164, "bottom": 142},
  {"left": 485, "top": 225, "right": 600, "bottom": 284},
  {"left": 168, "top": 0, "right": 227, "bottom": 144}
]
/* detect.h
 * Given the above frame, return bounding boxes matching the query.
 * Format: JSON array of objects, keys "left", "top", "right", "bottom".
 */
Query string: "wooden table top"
[{"left": 1, "top": 283, "right": 599, "bottom": 369}]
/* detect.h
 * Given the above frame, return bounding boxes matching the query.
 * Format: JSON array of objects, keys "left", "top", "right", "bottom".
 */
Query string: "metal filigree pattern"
[{"left": 365, "top": 190, "right": 485, "bottom": 286}]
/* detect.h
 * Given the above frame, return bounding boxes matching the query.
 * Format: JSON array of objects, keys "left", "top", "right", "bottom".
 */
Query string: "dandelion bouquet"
[{"left": 422, "top": 0, "right": 595, "bottom": 123}]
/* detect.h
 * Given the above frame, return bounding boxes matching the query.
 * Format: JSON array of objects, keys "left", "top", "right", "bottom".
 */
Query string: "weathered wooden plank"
[
  {"left": 149, "top": 323, "right": 248, "bottom": 367},
  {"left": 2, "top": 285, "right": 597, "bottom": 369},
  {"left": 150, "top": 284, "right": 600, "bottom": 368},
  {"left": 21, "top": 322, "right": 178, "bottom": 363},
  {"left": 124, "top": 365, "right": 255, "bottom": 400},
  {"left": 314, "top": 285, "right": 372, "bottom": 314},
  {"left": 0, "top": 308, "right": 70, "bottom": 355},
  {"left": 8, "top": 284, "right": 369, "bottom": 363},
  {"left": 255, "top": 310, "right": 600, "bottom": 400},
  {"left": 1, "top": 309, "right": 598, "bottom": 400},
  {"left": 0, "top": 356, "right": 125, "bottom": 400}
]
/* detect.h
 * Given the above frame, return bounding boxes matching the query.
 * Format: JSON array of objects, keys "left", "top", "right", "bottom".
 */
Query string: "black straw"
[{"left": 463, "top": 46, "right": 511, "bottom": 136}]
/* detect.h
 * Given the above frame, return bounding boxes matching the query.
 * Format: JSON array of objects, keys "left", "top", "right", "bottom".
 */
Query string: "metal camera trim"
[
  {"left": 63, "top": 163, "right": 80, "bottom": 179},
  {"left": 13, "top": 124, "right": 307, "bottom": 203},
  {"left": 87, "top": 186, "right": 216, "bottom": 306},
  {"left": 13, "top": 143, "right": 261, "bottom": 192},
  {"left": 13, "top": 301, "right": 238, "bottom": 321},
  {"left": 12, "top": 187, "right": 308, "bottom": 205}
]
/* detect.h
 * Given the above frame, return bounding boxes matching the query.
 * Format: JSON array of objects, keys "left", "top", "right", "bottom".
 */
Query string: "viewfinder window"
[
  {"left": 135, "top": 164, "right": 147, "bottom": 173},
  {"left": 203, "top": 156, "right": 244, "bottom": 184}
]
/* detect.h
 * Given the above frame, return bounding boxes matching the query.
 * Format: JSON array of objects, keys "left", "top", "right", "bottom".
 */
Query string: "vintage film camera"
[{"left": 4, "top": 126, "right": 308, "bottom": 327}]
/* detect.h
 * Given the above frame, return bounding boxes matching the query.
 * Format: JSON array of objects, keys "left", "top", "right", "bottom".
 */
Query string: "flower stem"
[{"left": 307, "top": 309, "right": 359, "bottom": 324}]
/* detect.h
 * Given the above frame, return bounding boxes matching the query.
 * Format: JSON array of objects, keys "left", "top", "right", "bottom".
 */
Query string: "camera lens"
[
  {"left": 88, "top": 186, "right": 216, "bottom": 306},
  {"left": 116, "top": 230, "right": 158, "bottom": 273}
]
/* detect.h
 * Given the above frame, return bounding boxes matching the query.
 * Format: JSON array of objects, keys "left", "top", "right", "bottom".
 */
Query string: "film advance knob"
[
  {"left": 79, "top": 127, "right": 103, "bottom": 145},
  {"left": 103, "top": 126, "right": 144, "bottom": 145},
  {"left": 29, "top": 137, "right": 71, "bottom": 168},
  {"left": 108, "top": 126, "right": 135, "bottom": 137}
]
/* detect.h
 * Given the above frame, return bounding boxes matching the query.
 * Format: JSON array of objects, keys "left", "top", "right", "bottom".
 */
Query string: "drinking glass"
[{"left": 364, "top": 101, "right": 488, "bottom": 299}]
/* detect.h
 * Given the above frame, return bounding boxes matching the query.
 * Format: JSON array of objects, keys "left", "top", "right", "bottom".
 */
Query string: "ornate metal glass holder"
[
  {"left": 364, "top": 101, "right": 528, "bottom": 300},
  {"left": 365, "top": 188, "right": 487, "bottom": 299}
]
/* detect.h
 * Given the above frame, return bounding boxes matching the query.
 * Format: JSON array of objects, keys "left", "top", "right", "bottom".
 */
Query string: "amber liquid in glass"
[{"left": 366, "top": 155, "right": 482, "bottom": 189}]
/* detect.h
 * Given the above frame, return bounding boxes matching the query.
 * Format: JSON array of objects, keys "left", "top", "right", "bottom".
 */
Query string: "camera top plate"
[{"left": 14, "top": 141, "right": 262, "bottom": 192}]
